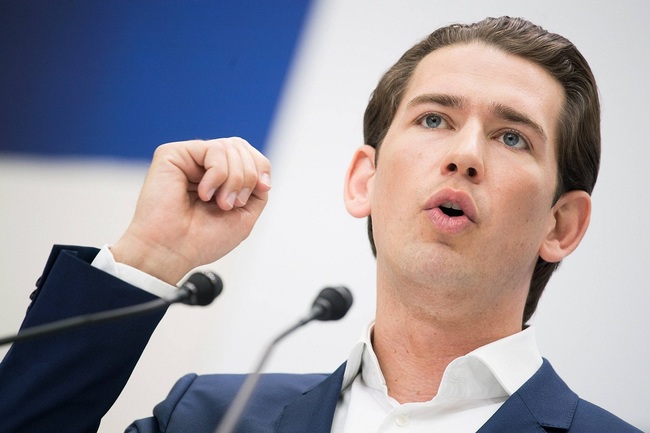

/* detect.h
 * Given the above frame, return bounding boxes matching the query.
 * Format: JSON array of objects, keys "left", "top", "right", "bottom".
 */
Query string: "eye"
[
  {"left": 419, "top": 113, "right": 447, "bottom": 129},
  {"left": 499, "top": 130, "right": 529, "bottom": 150}
]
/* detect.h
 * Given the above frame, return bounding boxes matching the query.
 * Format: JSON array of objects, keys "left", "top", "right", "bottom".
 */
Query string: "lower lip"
[{"left": 427, "top": 208, "right": 473, "bottom": 233}]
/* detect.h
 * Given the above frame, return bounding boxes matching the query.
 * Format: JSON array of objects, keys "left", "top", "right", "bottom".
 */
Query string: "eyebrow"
[
  {"left": 405, "top": 93, "right": 548, "bottom": 142},
  {"left": 490, "top": 102, "right": 548, "bottom": 142},
  {"left": 406, "top": 93, "right": 466, "bottom": 110}
]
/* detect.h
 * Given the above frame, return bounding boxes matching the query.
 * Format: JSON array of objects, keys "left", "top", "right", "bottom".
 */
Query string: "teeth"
[{"left": 441, "top": 201, "right": 462, "bottom": 211}]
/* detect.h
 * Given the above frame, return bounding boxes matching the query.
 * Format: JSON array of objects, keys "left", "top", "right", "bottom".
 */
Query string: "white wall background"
[{"left": 1, "top": 0, "right": 648, "bottom": 431}]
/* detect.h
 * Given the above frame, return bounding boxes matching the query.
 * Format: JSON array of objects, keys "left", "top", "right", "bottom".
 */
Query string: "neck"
[{"left": 372, "top": 280, "right": 524, "bottom": 403}]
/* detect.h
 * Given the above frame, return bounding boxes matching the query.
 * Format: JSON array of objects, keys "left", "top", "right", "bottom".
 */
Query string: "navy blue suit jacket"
[
  {"left": 126, "top": 360, "right": 641, "bottom": 433},
  {"left": 0, "top": 246, "right": 642, "bottom": 432}
]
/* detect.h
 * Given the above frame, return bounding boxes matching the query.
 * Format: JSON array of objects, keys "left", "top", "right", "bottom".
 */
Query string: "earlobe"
[
  {"left": 344, "top": 145, "right": 376, "bottom": 218},
  {"left": 539, "top": 190, "right": 591, "bottom": 263}
]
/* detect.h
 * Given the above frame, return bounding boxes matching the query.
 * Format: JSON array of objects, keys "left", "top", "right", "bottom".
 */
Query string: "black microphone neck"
[
  {"left": 0, "top": 297, "right": 172, "bottom": 347},
  {"left": 0, "top": 271, "right": 222, "bottom": 347},
  {"left": 213, "top": 286, "right": 353, "bottom": 433}
]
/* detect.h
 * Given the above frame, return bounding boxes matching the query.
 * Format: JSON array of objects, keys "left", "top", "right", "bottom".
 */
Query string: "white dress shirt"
[
  {"left": 92, "top": 245, "right": 543, "bottom": 432},
  {"left": 331, "top": 324, "right": 542, "bottom": 432}
]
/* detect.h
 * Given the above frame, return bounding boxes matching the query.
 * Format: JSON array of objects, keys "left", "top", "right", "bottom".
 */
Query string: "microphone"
[
  {"left": 214, "top": 285, "right": 353, "bottom": 433},
  {"left": 179, "top": 271, "right": 223, "bottom": 306},
  {"left": 0, "top": 271, "right": 223, "bottom": 347},
  {"left": 308, "top": 286, "right": 354, "bottom": 321}
]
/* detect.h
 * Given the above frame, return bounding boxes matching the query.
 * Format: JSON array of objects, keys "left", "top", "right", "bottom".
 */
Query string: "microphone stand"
[
  {"left": 213, "top": 315, "right": 315, "bottom": 433},
  {"left": 0, "top": 297, "right": 172, "bottom": 347},
  {"left": 214, "top": 286, "right": 352, "bottom": 433},
  {"left": 0, "top": 271, "right": 221, "bottom": 347}
]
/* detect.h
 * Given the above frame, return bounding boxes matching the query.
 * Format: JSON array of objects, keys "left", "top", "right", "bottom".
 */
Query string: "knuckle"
[
  {"left": 227, "top": 171, "right": 244, "bottom": 186},
  {"left": 220, "top": 136, "right": 248, "bottom": 149},
  {"left": 259, "top": 158, "right": 272, "bottom": 172},
  {"left": 206, "top": 139, "right": 226, "bottom": 152},
  {"left": 242, "top": 169, "right": 258, "bottom": 185},
  {"left": 153, "top": 142, "right": 172, "bottom": 156}
]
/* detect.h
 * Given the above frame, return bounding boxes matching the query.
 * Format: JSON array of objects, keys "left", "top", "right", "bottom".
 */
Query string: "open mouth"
[{"left": 439, "top": 202, "right": 464, "bottom": 217}]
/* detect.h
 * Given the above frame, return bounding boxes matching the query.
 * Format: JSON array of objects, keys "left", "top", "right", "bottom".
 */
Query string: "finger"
[
  {"left": 249, "top": 145, "right": 272, "bottom": 193},
  {"left": 152, "top": 141, "right": 205, "bottom": 185},
  {"left": 190, "top": 137, "right": 269, "bottom": 209},
  {"left": 214, "top": 139, "right": 247, "bottom": 210},
  {"left": 194, "top": 140, "right": 229, "bottom": 202},
  {"left": 232, "top": 141, "right": 261, "bottom": 207}
]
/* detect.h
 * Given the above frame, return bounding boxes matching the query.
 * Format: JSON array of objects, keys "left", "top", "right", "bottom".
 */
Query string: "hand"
[{"left": 111, "top": 138, "right": 271, "bottom": 284}]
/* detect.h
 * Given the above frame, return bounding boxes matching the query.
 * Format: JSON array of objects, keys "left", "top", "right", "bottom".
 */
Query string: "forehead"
[{"left": 401, "top": 42, "right": 565, "bottom": 143}]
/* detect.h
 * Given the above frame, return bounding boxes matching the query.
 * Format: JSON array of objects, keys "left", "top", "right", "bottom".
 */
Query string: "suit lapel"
[
  {"left": 476, "top": 392, "right": 548, "bottom": 433},
  {"left": 275, "top": 363, "right": 346, "bottom": 433},
  {"left": 274, "top": 359, "right": 578, "bottom": 433},
  {"left": 477, "top": 359, "right": 578, "bottom": 433}
]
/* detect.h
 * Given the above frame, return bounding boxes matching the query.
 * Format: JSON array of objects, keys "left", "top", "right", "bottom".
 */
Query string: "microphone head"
[
  {"left": 311, "top": 286, "right": 353, "bottom": 321},
  {"left": 180, "top": 271, "right": 223, "bottom": 306}
]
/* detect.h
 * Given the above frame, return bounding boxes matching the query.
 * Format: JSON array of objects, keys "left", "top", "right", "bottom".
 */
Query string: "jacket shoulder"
[
  {"left": 133, "top": 372, "right": 331, "bottom": 433},
  {"left": 570, "top": 398, "right": 642, "bottom": 433},
  {"left": 515, "top": 359, "right": 641, "bottom": 433}
]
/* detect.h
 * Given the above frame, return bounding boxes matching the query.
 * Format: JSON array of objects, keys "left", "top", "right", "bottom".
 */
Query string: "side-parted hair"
[{"left": 363, "top": 16, "right": 600, "bottom": 325}]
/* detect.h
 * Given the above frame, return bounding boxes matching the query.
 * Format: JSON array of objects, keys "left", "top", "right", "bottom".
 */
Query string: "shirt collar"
[
  {"left": 341, "top": 322, "right": 542, "bottom": 401},
  {"left": 340, "top": 324, "right": 371, "bottom": 391},
  {"left": 465, "top": 325, "right": 542, "bottom": 395}
]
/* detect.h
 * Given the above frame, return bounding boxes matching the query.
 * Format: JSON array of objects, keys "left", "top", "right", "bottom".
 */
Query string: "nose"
[{"left": 440, "top": 131, "right": 484, "bottom": 183}]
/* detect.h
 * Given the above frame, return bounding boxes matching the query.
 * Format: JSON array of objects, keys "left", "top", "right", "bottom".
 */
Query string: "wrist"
[{"left": 111, "top": 232, "right": 190, "bottom": 285}]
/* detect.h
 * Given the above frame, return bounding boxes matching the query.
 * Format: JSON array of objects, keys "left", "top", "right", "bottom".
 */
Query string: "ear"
[
  {"left": 344, "top": 145, "right": 376, "bottom": 218},
  {"left": 539, "top": 190, "right": 591, "bottom": 263}
]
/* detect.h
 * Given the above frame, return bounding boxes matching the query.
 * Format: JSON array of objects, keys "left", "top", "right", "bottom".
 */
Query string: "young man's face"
[{"left": 366, "top": 42, "right": 565, "bottom": 315}]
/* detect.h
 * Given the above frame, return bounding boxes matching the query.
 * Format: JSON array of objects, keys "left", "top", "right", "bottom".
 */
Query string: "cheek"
[
  {"left": 374, "top": 150, "right": 420, "bottom": 199},
  {"left": 369, "top": 152, "right": 423, "bottom": 242},
  {"left": 493, "top": 171, "right": 555, "bottom": 241}
]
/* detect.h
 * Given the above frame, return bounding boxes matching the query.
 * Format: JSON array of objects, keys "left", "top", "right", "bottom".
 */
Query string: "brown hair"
[{"left": 363, "top": 16, "right": 600, "bottom": 325}]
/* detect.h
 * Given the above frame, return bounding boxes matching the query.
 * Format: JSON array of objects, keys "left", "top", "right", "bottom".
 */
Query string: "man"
[{"left": 0, "top": 16, "right": 641, "bottom": 432}]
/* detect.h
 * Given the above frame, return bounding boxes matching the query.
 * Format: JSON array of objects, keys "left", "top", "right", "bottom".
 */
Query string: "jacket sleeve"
[{"left": 0, "top": 245, "right": 168, "bottom": 433}]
